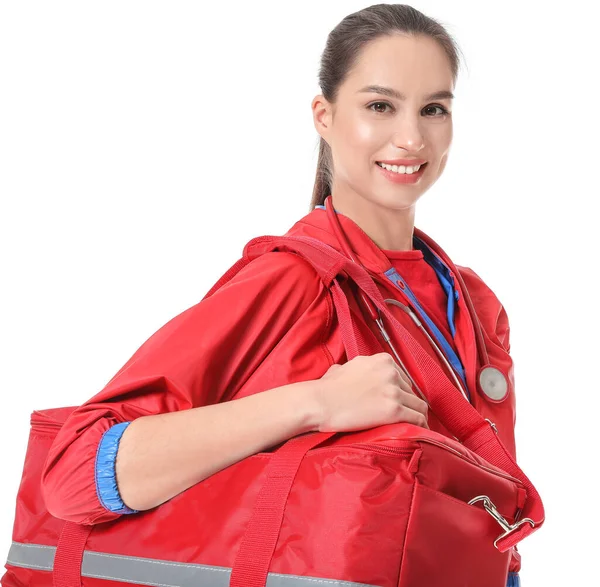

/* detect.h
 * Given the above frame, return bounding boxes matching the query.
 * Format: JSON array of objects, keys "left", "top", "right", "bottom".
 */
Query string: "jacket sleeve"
[
  {"left": 455, "top": 265, "right": 511, "bottom": 354},
  {"left": 40, "top": 251, "right": 328, "bottom": 525}
]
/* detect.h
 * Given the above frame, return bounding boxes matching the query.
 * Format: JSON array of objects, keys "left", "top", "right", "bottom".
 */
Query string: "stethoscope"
[{"left": 322, "top": 195, "right": 509, "bottom": 406}]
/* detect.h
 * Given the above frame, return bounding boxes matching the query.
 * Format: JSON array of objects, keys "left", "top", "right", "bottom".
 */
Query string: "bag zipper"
[
  {"left": 311, "top": 437, "right": 523, "bottom": 487},
  {"left": 349, "top": 443, "right": 414, "bottom": 456},
  {"left": 415, "top": 436, "right": 523, "bottom": 485},
  {"left": 29, "top": 409, "right": 523, "bottom": 487}
]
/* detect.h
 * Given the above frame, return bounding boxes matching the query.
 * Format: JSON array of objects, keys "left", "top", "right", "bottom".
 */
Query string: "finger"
[
  {"left": 389, "top": 359, "right": 412, "bottom": 390},
  {"left": 399, "top": 389, "right": 429, "bottom": 418},
  {"left": 397, "top": 405, "right": 429, "bottom": 429}
]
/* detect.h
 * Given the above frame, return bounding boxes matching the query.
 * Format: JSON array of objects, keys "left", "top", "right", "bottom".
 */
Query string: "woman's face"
[{"left": 313, "top": 34, "right": 454, "bottom": 212}]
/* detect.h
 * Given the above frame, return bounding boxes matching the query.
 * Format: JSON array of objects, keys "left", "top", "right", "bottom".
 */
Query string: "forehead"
[{"left": 343, "top": 34, "right": 454, "bottom": 95}]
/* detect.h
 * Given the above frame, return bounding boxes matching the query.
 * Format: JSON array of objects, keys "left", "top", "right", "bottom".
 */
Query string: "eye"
[
  {"left": 424, "top": 104, "right": 450, "bottom": 117},
  {"left": 368, "top": 101, "right": 394, "bottom": 114},
  {"left": 367, "top": 101, "right": 451, "bottom": 117}
]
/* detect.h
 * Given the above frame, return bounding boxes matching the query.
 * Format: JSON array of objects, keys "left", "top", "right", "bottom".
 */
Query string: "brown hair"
[{"left": 310, "top": 3, "right": 465, "bottom": 211}]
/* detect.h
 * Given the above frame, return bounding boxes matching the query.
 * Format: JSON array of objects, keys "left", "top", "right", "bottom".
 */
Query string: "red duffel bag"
[{"left": 2, "top": 235, "right": 545, "bottom": 587}]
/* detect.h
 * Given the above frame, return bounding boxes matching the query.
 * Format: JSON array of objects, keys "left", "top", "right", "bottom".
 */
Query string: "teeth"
[{"left": 377, "top": 162, "right": 423, "bottom": 174}]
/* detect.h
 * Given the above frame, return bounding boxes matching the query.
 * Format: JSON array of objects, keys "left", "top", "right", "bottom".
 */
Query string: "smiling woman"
[
  {"left": 1, "top": 4, "right": 546, "bottom": 587},
  {"left": 311, "top": 30, "right": 458, "bottom": 251},
  {"left": 306, "top": 6, "right": 537, "bottom": 585}
]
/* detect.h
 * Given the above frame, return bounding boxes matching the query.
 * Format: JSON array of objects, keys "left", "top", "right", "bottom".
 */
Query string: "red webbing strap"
[
  {"left": 332, "top": 246, "right": 545, "bottom": 543},
  {"left": 51, "top": 233, "right": 542, "bottom": 587},
  {"left": 205, "top": 233, "right": 347, "bottom": 302},
  {"left": 49, "top": 240, "right": 347, "bottom": 587},
  {"left": 227, "top": 430, "right": 336, "bottom": 587},
  {"left": 229, "top": 279, "right": 364, "bottom": 587},
  {"left": 234, "top": 235, "right": 543, "bottom": 567},
  {"left": 53, "top": 521, "right": 93, "bottom": 586},
  {"left": 50, "top": 257, "right": 258, "bottom": 585}
]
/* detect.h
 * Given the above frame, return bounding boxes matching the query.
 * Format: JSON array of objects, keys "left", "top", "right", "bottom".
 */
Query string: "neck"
[{"left": 330, "top": 192, "right": 416, "bottom": 252}]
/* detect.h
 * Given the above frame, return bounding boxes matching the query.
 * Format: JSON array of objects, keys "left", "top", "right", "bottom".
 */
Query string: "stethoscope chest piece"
[{"left": 478, "top": 365, "right": 509, "bottom": 401}]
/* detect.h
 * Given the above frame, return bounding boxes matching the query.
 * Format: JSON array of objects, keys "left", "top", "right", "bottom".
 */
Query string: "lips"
[
  {"left": 375, "top": 160, "right": 428, "bottom": 184},
  {"left": 376, "top": 161, "right": 428, "bottom": 170},
  {"left": 376, "top": 159, "right": 428, "bottom": 166}
]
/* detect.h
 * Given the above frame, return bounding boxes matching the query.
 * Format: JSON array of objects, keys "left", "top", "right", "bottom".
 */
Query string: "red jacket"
[{"left": 40, "top": 206, "right": 519, "bottom": 569}]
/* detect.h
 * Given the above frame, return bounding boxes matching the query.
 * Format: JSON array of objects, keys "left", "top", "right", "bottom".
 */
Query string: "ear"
[{"left": 311, "top": 94, "right": 332, "bottom": 143}]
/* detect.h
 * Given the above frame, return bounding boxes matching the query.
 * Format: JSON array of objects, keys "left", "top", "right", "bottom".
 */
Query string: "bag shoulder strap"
[
  {"left": 202, "top": 234, "right": 346, "bottom": 299},
  {"left": 228, "top": 234, "right": 544, "bottom": 586},
  {"left": 53, "top": 233, "right": 544, "bottom": 587}
]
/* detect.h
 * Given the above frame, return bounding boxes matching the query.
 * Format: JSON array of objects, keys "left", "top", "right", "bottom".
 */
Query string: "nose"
[{"left": 391, "top": 116, "right": 425, "bottom": 152}]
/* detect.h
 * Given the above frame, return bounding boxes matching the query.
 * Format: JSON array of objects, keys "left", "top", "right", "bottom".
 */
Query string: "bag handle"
[
  {"left": 51, "top": 233, "right": 543, "bottom": 587},
  {"left": 49, "top": 236, "right": 402, "bottom": 587},
  {"left": 230, "top": 234, "right": 544, "bottom": 587},
  {"left": 229, "top": 278, "right": 358, "bottom": 587}
]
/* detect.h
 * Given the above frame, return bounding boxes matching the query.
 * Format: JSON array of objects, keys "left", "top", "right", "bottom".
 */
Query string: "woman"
[{"left": 40, "top": 4, "right": 521, "bottom": 586}]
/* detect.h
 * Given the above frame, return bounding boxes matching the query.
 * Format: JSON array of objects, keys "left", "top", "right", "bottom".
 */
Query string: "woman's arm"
[
  {"left": 41, "top": 251, "right": 331, "bottom": 525},
  {"left": 116, "top": 349, "right": 431, "bottom": 513},
  {"left": 116, "top": 378, "right": 322, "bottom": 512}
]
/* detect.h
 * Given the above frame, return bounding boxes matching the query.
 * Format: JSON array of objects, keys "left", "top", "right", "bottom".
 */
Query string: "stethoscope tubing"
[
  {"left": 321, "top": 195, "right": 428, "bottom": 402},
  {"left": 408, "top": 226, "right": 511, "bottom": 403},
  {"left": 324, "top": 195, "right": 505, "bottom": 403},
  {"left": 384, "top": 298, "right": 470, "bottom": 402},
  {"left": 412, "top": 228, "right": 490, "bottom": 368},
  {"left": 324, "top": 196, "right": 467, "bottom": 405}
]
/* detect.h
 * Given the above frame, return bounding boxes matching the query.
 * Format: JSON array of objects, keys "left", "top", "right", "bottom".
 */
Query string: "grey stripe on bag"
[{"left": 6, "top": 541, "right": 380, "bottom": 587}]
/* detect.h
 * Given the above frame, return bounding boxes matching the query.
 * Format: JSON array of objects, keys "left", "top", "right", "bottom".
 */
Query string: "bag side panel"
[
  {"left": 271, "top": 448, "right": 416, "bottom": 587},
  {"left": 397, "top": 482, "right": 511, "bottom": 587}
]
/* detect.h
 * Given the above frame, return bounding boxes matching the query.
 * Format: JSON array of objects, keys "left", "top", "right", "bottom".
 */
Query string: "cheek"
[
  {"left": 341, "top": 116, "right": 379, "bottom": 150},
  {"left": 436, "top": 121, "right": 453, "bottom": 150},
  {"left": 425, "top": 121, "right": 452, "bottom": 144}
]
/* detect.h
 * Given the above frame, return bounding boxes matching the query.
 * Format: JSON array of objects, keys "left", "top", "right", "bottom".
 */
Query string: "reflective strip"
[{"left": 6, "top": 541, "right": 379, "bottom": 587}]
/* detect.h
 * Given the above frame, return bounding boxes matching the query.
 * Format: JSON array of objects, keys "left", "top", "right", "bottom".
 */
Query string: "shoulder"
[
  {"left": 219, "top": 250, "right": 324, "bottom": 297},
  {"left": 241, "top": 249, "right": 322, "bottom": 281},
  {"left": 209, "top": 250, "right": 328, "bottom": 322},
  {"left": 212, "top": 250, "right": 334, "bottom": 400},
  {"left": 454, "top": 264, "right": 511, "bottom": 352},
  {"left": 454, "top": 264, "right": 502, "bottom": 306}
]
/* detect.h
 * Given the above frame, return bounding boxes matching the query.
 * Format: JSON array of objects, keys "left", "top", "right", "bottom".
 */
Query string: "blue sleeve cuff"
[
  {"left": 95, "top": 421, "right": 140, "bottom": 514},
  {"left": 507, "top": 572, "right": 521, "bottom": 587}
]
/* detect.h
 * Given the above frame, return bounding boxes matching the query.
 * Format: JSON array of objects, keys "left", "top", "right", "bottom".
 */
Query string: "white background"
[{"left": 1, "top": 1, "right": 598, "bottom": 585}]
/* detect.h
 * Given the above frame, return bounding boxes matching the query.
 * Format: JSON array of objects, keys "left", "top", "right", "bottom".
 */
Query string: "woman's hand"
[{"left": 315, "top": 352, "right": 429, "bottom": 433}]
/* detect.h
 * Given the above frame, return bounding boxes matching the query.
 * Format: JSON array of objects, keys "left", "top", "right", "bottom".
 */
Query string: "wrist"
[{"left": 288, "top": 378, "right": 325, "bottom": 434}]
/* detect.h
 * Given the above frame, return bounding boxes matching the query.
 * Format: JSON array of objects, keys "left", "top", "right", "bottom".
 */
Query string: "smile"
[
  {"left": 375, "top": 161, "right": 428, "bottom": 184},
  {"left": 376, "top": 161, "right": 426, "bottom": 174}
]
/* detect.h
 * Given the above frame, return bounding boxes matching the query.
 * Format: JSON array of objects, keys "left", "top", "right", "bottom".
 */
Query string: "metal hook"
[{"left": 468, "top": 495, "right": 535, "bottom": 550}]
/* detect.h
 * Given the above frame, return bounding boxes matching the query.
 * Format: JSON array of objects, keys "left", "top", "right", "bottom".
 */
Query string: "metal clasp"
[
  {"left": 485, "top": 418, "right": 498, "bottom": 434},
  {"left": 468, "top": 495, "right": 535, "bottom": 550}
]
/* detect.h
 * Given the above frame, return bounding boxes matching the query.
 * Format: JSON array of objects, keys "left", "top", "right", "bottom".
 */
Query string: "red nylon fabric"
[
  {"left": 229, "top": 280, "right": 359, "bottom": 587},
  {"left": 36, "top": 207, "right": 518, "bottom": 525},
  {"left": 233, "top": 234, "right": 542, "bottom": 584},
  {"left": 246, "top": 235, "right": 545, "bottom": 532},
  {"left": 2, "top": 209, "right": 544, "bottom": 586}
]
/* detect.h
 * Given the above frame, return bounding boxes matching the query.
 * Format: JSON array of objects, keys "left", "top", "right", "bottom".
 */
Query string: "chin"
[{"left": 369, "top": 193, "right": 420, "bottom": 211}]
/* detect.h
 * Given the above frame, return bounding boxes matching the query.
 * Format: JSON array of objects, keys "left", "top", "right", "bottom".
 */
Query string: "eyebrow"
[{"left": 357, "top": 85, "right": 454, "bottom": 101}]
